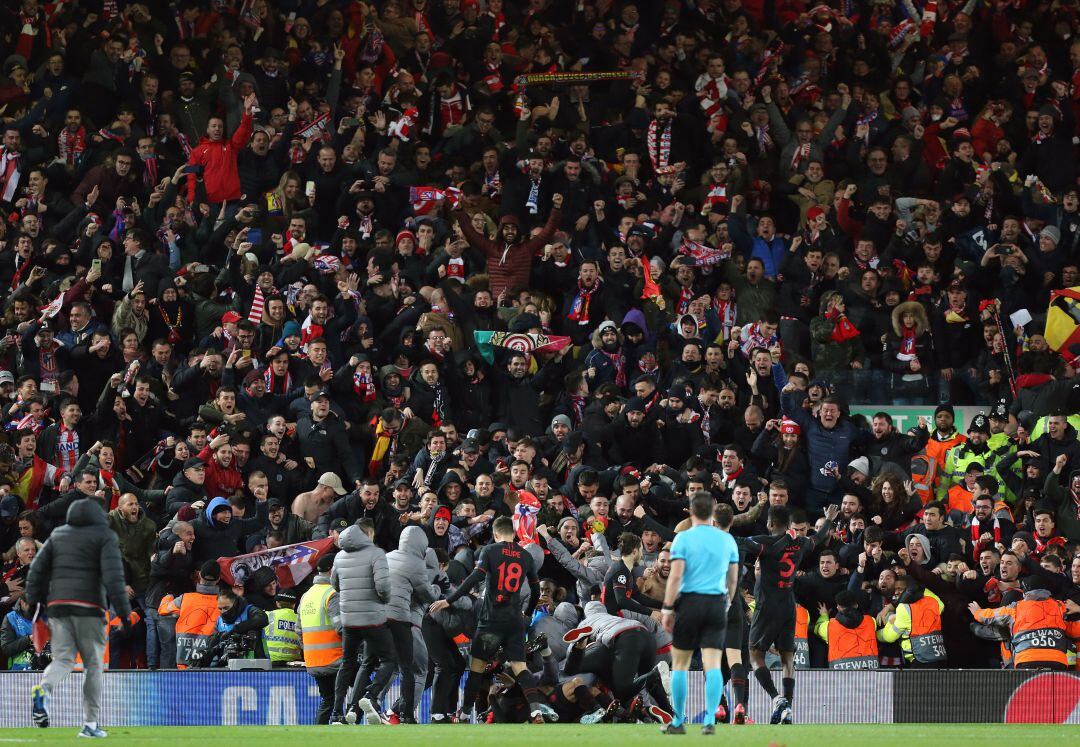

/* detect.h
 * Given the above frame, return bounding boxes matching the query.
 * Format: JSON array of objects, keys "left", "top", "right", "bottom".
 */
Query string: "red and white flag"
[
  {"left": 38, "top": 291, "right": 63, "bottom": 321},
  {"left": 409, "top": 185, "right": 462, "bottom": 215},
  {"left": 218, "top": 537, "right": 335, "bottom": 589},
  {"left": 247, "top": 286, "right": 265, "bottom": 324}
]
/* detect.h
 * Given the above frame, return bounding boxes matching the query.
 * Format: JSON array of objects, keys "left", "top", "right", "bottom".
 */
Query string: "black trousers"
[
  {"left": 423, "top": 617, "right": 466, "bottom": 716},
  {"left": 312, "top": 671, "right": 336, "bottom": 724},
  {"left": 387, "top": 620, "right": 416, "bottom": 717},
  {"left": 333, "top": 625, "right": 397, "bottom": 714}
]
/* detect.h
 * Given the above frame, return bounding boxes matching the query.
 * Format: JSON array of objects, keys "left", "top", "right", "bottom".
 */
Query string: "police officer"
[{"left": 263, "top": 589, "right": 301, "bottom": 666}]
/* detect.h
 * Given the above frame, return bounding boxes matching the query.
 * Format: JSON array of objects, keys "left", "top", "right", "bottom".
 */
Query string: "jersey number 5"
[{"left": 496, "top": 561, "right": 523, "bottom": 593}]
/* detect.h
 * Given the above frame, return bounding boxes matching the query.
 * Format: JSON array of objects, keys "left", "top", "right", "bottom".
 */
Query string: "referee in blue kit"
[{"left": 660, "top": 491, "right": 740, "bottom": 735}]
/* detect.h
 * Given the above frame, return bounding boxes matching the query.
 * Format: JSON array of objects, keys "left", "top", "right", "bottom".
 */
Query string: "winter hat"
[
  {"left": 624, "top": 396, "right": 647, "bottom": 413},
  {"left": 780, "top": 418, "right": 801, "bottom": 435},
  {"left": 806, "top": 206, "right": 826, "bottom": 223},
  {"left": 1011, "top": 531, "right": 1036, "bottom": 554},
  {"left": 395, "top": 229, "right": 416, "bottom": 246},
  {"left": 511, "top": 312, "right": 541, "bottom": 333},
  {"left": 848, "top": 456, "right": 870, "bottom": 475},
  {"left": 934, "top": 403, "right": 955, "bottom": 420},
  {"left": 177, "top": 504, "right": 197, "bottom": 522},
  {"left": 551, "top": 414, "right": 572, "bottom": 430},
  {"left": 282, "top": 320, "right": 302, "bottom": 338},
  {"left": 434, "top": 506, "right": 452, "bottom": 522},
  {"left": 1040, "top": 225, "right": 1061, "bottom": 246},
  {"left": 597, "top": 320, "right": 618, "bottom": 335}
]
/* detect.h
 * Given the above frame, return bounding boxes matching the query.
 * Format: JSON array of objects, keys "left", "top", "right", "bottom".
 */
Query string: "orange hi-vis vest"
[
  {"left": 947, "top": 484, "right": 974, "bottom": 514},
  {"left": 908, "top": 594, "right": 946, "bottom": 664},
  {"left": 827, "top": 615, "right": 879, "bottom": 670},
  {"left": 794, "top": 605, "right": 810, "bottom": 669},
  {"left": 298, "top": 582, "right": 342, "bottom": 669},
  {"left": 160, "top": 591, "right": 220, "bottom": 668},
  {"left": 73, "top": 610, "right": 140, "bottom": 671},
  {"left": 1011, "top": 597, "right": 1077, "bottom": 668}
]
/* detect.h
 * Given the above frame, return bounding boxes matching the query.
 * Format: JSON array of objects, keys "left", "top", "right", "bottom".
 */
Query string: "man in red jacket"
[{"left": 186, "top": 92, "right": 256, "bottom": 204}]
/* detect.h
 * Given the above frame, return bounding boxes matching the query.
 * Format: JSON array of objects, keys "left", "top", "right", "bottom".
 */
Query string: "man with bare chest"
[{"left": 292, "top": 472, "right": 347, "bottom": 523}]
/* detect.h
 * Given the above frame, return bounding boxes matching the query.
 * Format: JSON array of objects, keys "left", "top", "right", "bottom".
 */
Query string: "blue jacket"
[{"left": 781, "top": 391, "right": 870, "bottom": 496}]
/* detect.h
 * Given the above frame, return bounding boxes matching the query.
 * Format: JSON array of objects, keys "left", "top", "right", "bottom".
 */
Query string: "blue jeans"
[{"left": 145, "top": 606, "right": 176, "bottom": 669}]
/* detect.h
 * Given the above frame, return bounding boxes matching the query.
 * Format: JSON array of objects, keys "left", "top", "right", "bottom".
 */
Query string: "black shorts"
[
  {"left": 723, "top": 593, "right": 746, "bottom": 650},
  {"left": 672, "top": 593, "right": 728, "bottom": 651},
  {"left": 471, "top": 618, "right": 527, "bottom": 662},
  {"left": 549, "top": 685, "right": 582, "bottom": 721},
  {"left": 749, "top": 604, "right": 795, "bottom": 653}
]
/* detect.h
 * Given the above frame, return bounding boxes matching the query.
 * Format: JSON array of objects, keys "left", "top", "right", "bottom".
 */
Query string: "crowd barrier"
[{"left": 1, "top": 669, "right": 1077, "bottom": 727}]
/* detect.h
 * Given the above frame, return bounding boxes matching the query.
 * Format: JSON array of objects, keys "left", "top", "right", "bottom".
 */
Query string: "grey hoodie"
[
  {"left": 386, "top": 526, "right": 439, "bottom": 626},
  {"left": 907, "top": 533, "right": 933, "bottom": 565},
  {"left": 332, "top": 526, "right": 391, "bottom": 627},
  {"left": 531, "top": 601, "right": 580, "bottom": 661}
]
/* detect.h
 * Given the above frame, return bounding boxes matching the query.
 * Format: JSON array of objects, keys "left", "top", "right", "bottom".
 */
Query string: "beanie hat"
[
  {"left": 807, "top": 206, "right": 826, "bottom": 223},
  {"left": 780, "top": 418, "right": 801, "bottom": 435},
  {"left": 1040, "top": 225, "right": 1061, "bottom": 246},
  {"left": 396, "top": 229, "right": 416, "bottom": 246}
]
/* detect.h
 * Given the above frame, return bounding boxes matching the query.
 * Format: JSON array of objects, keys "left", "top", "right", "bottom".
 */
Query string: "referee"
[{"left": 660, "top": 491, "right": 740, "bottom": 735}]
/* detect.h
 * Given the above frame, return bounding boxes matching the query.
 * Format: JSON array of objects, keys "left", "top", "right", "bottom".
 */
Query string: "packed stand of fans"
[{"left": 2, "top": 0, "right": 1080, "bottom": 728}]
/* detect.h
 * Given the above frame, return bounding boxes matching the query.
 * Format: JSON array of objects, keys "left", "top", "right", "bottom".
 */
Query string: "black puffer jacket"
[{"left": 26, "top": 499, "right": 132, "bottom": 619}]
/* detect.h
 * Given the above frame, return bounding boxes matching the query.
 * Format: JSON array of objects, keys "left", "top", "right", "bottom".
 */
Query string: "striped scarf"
[{"left": 646, "top": 119, "right": 672, "bottom": 172}]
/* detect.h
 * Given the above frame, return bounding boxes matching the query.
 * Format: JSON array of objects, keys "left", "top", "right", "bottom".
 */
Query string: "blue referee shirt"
[{"left": 670, "top": 525, "right": 740, "bottom": 596}]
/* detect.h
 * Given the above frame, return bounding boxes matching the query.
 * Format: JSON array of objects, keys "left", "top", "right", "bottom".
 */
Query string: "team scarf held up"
[
  {"left": 368, "top": 414, "right": 404, "bottom": 476},
  {"left": 263, "top": 366, "right": 292, "bottom": 394},
  {"left": 512, "top": 490, "right": 542, "bottom": 547},
  {"left": 679, "top": 237, "right": 731, "bottom": 266},
  {"left": 826, "top": 307, "right": 861, "bottom": 342},
  {"left": 646, "top": 118, "right": 672, "bottom": 172},
  {"left": 353, "top": 366, "right": 377, "bottom": 402}
]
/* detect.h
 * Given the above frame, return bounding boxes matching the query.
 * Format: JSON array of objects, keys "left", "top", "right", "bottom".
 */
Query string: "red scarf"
[
  {"left": 827, "top": 309, "right": 860, "bottom": 343},
  {"left": 100, "top": 469, "right": 121, "bottom": 510},
  {"left": 899, "top": 325, "right": 917, "bottom": 356},
  {"left": 970, "top": 515, "right": 1000, "bottom": 545},
  {"left": 570, "top": 395, "right": 586, "bottom": 426},
  {"left": 263, "top": 367, "right": 292, "bottom": 394},
  {"left": 353, "top": 368, "right": 376, "bottom": 402},
  {"left": 677, "top": 286, "right": 694, "bottom": 315},
  {"left": 568, "top": 279, "right": 600, "bottom": 325},
  {"left": 58, "top": 127, "right": 86, "bottom": 166},
  {"left": 602, "top": 350, "right": 627, "bottom": 388},
  {"left": 646, "top": 119, "right": 672, "bottom": 172}
]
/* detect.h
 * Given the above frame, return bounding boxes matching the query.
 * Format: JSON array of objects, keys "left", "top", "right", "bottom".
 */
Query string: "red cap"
[
  {"left": 435, "top": 506, "right": 452, "bottom": 522},
  {"left": 221, "top": 311, "right": 242, "bottom": 325},
  {"left": 807, "top": 206, "right": 826, "bottom": 223},
  {"left": 780, "top": 418, "right": 801, "bottom": 435}
]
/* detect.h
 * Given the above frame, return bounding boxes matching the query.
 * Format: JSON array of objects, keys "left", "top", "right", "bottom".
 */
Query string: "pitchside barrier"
[{"left": 1, "top": 670, "right": 1078, "bottom": 726}]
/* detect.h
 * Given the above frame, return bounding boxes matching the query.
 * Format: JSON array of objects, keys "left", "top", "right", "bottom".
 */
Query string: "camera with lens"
[{"left": 189, "top": 630, "right": 259, "bottom": 668}]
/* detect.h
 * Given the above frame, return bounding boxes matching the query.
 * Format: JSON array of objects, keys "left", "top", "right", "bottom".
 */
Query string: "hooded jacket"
[
  {"left": 454, "top": 207, "right": 562, "bottom": 297},
  {"left": 26, "top": 498, "right": 131, "bottom": 620},
  {"left": 191, "top": 496, "right": 269, "bottom": 564},
  {"left": 332, "top": 525, "right": 391, "bottom": 628},
  {"left": 580, "top": 600, "right": 645, "bottom": 646},
  {"left": 883, "top": 301, "right": 936, "bottom": 376},
  {"left": 531, "top": 601, "right": 580, "bottom": 661},
  {"left": 165, "top": 470, "right": 208, "bottom": 515},
  {"left": 386, "top": 526, "right": 439, "bottom": 626},
  {"left": 809, "top": 291, "right": 865, "bottom": 372}
]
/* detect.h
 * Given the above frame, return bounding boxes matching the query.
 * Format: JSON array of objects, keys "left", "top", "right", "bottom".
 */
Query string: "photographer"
[
  {"left": 2, "top": 596, "right": 44, "bottom": 670},
  {"left": 207, "top": 587, "right": 268, "bottom": 665}
]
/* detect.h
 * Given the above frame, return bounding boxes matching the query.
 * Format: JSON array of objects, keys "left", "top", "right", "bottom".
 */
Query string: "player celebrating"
[
  {"left": 429, "top": 516, "right": 554, "bottom": 723},
  {"left": 660, "top": 491, "right": 741, "bottom": 735},
  {"left": 744, "top": 504, "right": 839, "bottom": 724}
]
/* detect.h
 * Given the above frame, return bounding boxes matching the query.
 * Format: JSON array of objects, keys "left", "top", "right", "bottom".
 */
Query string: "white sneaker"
[
  {"left": 359, "top": 697, "right": 382, "bottom": 725},
  {"left": 78, "top": 725, "right": 108, "bottom": 739},
  {"left": 656, "top": 660, "right": 672, "bottom": 702}
]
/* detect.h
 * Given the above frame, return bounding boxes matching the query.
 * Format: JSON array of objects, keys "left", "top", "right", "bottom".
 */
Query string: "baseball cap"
[
  {"left": 330, "top": 518, "right": 350, "bottom": 532},
  {"left": 312, "top": 389, "right": 331, "bottom": 401},
  {"left": 318, "top": 472, "right": 347, "bottom": 496},
  {"left": 0, "top": 370, "right": 13, "bottom": 385},
  {"left": 182, "top": 457, "right": 205, "bottom": 471},
  {"left": 461, "top": 439, "right": 479, "bottom": 454},
  {"left": 221, "top": 310, "right": 242, "bottom": 325}
]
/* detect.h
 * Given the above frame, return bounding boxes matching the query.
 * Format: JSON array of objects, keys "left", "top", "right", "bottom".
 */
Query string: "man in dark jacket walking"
[{"left": 27, "top": 498, "right": 132, "bottom": 738}]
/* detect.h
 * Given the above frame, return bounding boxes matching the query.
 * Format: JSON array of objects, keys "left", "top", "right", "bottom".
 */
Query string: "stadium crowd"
[{"left": 1, "top": 0, "right": 1080, "bottom": 731}]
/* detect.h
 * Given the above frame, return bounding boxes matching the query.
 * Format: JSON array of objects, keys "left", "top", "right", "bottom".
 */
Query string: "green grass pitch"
[{"left": 0, "top": 724, "right": 1075, "bottom": 745}]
